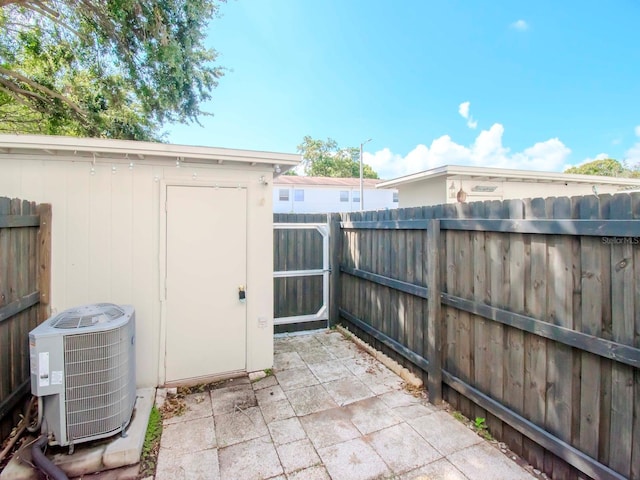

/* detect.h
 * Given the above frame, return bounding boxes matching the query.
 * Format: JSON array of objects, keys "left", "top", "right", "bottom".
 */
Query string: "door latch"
[{"left": 238, "top": 285, "right": 246, "bottom": 301}]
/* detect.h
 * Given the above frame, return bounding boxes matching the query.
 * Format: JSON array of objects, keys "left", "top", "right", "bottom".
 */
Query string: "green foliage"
[
  {"left": 0, "top": 0, "right": 226, "bottom": 140},
  {"left": 452, "top": 411, "right": 466, "bottom": 422},
  {"left": 474, "top": 416, "right": 493, "bottom": 440},
  {"left": 564, "top": 158, "right": 640, "bottom": 178},
  {"left": 140, "top": 406, "right": 163, "bottom": 477},
  {"left": 297, "top": 136, "right": 379, "bottom": 179}
]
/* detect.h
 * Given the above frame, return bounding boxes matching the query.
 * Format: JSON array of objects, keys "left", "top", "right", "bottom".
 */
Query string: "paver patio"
[{"left": 155, "top": 330, "right": 536, "bottom": 480}]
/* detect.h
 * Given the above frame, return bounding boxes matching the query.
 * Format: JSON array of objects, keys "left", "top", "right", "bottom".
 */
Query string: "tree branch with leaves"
[
  {"left": 0, "top": 0, "right": 226, "bottom": 140},
  {"left": 297, "top": 136, "right": 379, "bottom": 179}
]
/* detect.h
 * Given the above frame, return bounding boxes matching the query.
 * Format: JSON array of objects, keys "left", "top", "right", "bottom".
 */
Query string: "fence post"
[
  {"left": 328, "top": 212, "right": 342, "bottom": 327},
  {"left": 37, "top": 203, "right": 52, "bottom": 322},
  {"left": 427, "top": 218, "right": 442, "bottom": 405}
]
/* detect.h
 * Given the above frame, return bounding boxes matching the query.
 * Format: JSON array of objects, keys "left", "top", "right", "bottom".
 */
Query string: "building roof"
[
  {"left": 274, "top": 176, "right": 384, "bottom": 188},
  {"left": 377, "top": 164, "right": 640, "bottom": 189},
  {"left": 0, "top": 134, "right": 300, "bottom": 171}
]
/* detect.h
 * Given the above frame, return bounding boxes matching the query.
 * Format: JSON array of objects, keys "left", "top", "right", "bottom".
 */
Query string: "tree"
[
  {"left": 0, "top": 0, "right": 225, "bottom": 140},
  {"left": 297, "top": 136, "right": 379, "bottom": 179},
  {"left": 564, "top": 158, "right": 626, "bottom": 177}
]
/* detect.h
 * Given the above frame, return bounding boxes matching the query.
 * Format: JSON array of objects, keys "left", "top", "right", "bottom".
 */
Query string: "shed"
[
  {"left": 377, "top": 164, "right": 640, "bottom": 208},
  {"left": 0, "top": 134, "right": 300, "bottom": 388}
]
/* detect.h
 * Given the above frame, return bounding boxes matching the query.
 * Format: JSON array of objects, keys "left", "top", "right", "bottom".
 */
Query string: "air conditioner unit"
[{"left": 29, "top": 303, "right": 136, "bottom": 448}]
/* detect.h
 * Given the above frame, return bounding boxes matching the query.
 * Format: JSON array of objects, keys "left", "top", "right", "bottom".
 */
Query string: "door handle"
[{"left": 238, "top": 285, "right": 246, "bottom": 301}]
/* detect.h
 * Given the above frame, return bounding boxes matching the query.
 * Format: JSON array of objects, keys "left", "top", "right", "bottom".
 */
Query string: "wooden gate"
[{"left": 273, "top": 214, "right": 329, "bottom": 332}]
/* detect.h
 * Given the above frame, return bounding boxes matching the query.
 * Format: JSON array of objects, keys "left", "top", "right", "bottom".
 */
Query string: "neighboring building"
[
  {"left": 0, "top": 134, "right": 300, "bottom": 388},
  {"left": 377, "top": 165, "right": 640, "bottom": 208},
  {"left": 273, "top": 176, "right": 398, "bottom": 213}
]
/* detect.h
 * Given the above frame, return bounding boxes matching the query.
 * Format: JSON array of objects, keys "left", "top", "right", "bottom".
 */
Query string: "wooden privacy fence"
[
  {"left": 0, "top": 197, "right": 51, "bottom": 441},
  {"left": 334, "top": 193, "right": 640, "bottom": 480}
]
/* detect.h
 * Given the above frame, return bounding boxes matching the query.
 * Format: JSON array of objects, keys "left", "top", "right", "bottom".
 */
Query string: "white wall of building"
[
  {"left": 273, "top": 185, "right": 397, "bottom": 213},
  {"left": 396, "top": 177, "right": 634, "bottom": 208},
  {"left": 394, "top": 177, "right": 445, "bottom": 208},
  {"left": 0, "top": 152, "right": 278, "bottom": 388}
]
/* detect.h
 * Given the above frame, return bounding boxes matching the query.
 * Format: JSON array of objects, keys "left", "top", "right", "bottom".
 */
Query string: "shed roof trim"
[
  {"left": 274, "top": 176, "right": 383, "bottom": 188},
  {"left": 0, "top": 134, "right": 300, "bottom": 168},
  {"left": 377, "top": 164, "right": 640, "bottom": 188}
]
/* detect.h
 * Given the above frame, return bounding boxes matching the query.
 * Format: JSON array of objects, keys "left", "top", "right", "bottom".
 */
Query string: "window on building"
[
  {"left": 294, "top": 189, "right": 304, "bottom": 201},
  {"left": 279, "top": 189, "right": 289, "bottom": 201},
  {"left": 393, "top": 192, "right": 399, "bottom": 203},
  {"left": 352, "top": 191, "right": 360, "bottom": 203},
  {"left": 340, "top": 190, "right": 349, "bottom": 202}
]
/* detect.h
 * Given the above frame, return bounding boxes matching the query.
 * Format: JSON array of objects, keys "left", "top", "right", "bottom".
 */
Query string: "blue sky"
[{"left": 168, "top": 0, "right": 640, "bottom": 179}]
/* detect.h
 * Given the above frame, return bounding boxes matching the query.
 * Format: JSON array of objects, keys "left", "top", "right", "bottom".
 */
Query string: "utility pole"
[{"left": 359, "top": 138, "right": 372, "bottom": 211}]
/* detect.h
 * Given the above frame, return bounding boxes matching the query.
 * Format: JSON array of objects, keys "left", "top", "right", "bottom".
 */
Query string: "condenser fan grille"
[
  {"left": 63, "top": 322, "right": 136, "bottom": 442},
  {"left": 52, "top": 303, "right": 125, "bottom": 329}
]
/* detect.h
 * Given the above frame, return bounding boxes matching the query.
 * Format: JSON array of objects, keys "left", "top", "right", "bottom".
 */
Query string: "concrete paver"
[
  {"left": 251, "top": 374, "right": 278, "bottom": 390},
  {"left": 276, "top": 438, "right": 321, "bottom": 474},
  {"left": 322, "top": 377, "right": 374, "bottom": 406},
  {"left": 213, "top": 406, "right": 268, "bottom": 448},
  {"left": 408, "top": 411, "right": 483, "bottom": 456},
  {"left": 159, "top": 417, "right": 216, "bottom": 454},
  {"left": 285, "top": 384, "right": 338, "bottom": 416},
  {"left": 448, "top": 442, "right": 536, "bottom": 480},
  {"left": 345, "top": 397, "right": 402, "bottom": 435},
  {"left": 163, "top": 391, "right": 211, "bottom": 425},
  {"left": 297, "top": 345, "right": 336, "bottom": 363},
  {"left": 366, "top": 423, "right": 442, "bottom": 473},
  {"left": 257, "top": 396, "right": 296, "bottom": 424},
  {"left": 155, "top": 448, "right": 220, "bottom": 480},
  {"left": 299, "top": 407, "right": 361, "bottom": 449},
  {"left": 318, "top": 437, "right": 390, "bottom": 480},
  {"left": 392, "top": 402, "right": 438, "bottom": 420},
  {"left": 255, "top": 383, "right": 288, "bottom": 403},
  {"left": 286, "top": 465, "right": 331, "bottom": 480},
  {"left": 275, "top": 366, "right": 320, "bottom": 390},
  {"left": 153, "top": 330, "right": 536, "bottom": 480},
  {"left": 378, "top": 388, "right": 423, "bottom": 408},
  {"left": 273, "top": 351, "right": 307, "bottom": 371},
  {"left": 307, "top": 359, "right": 353, "bottom": 383},
  {"left": 399, "top": 458, "right": 469, "bottom": 480},
  {"left": 267, "top": 416, "right": 307, "bottom": 445},
  {"left": 218, "top": 436, "right": 282, "bottom": 480},
  {"left": 210, "top": 383, "right": 256, "bottom": 416}
]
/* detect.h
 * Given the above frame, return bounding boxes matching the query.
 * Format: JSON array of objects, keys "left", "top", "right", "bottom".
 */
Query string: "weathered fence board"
[{"left": 0, "top": 197, "right": 51, "bottom": 441}]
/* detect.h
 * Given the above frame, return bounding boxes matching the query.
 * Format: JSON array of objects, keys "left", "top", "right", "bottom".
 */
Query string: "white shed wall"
[{"left": 0, "top": 155, "right": 275, "bottom": 387}]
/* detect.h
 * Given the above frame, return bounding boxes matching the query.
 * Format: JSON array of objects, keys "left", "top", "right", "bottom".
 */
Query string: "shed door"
[{"left": 165, "top": 185, "right": 247, "bottom": 383}]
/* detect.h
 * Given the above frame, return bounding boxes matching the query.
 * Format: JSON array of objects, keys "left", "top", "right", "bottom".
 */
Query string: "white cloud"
[
  {"left": 635, "top": 125, "right": 640, "bottom": 137},
  {"left": 458, "top": 102, "right": 470, "bottom": 119},
  {"left": 626, "top": 143, "right": 640, "bottom": 165},
  {"left": 458, "top": 101, "right": 478, "bottom": 129},
  {"left": 511, "top": 19, "right": 529, "bottom": 31},
  {"left": 364, "top": 123, "right": 573, "bottom": 180}
]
